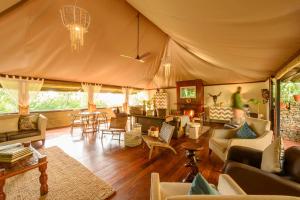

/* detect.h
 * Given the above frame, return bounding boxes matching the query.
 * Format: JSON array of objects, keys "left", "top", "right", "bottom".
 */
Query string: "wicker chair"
[
  {"left": 142, "top": 122, "right": 176, "bottom": 159},
  {"left": 70, "top": 113, "right": 83, "bottom": 136},
  {"left": 101, "top": 113, "right": 128, "bottom": 141}
]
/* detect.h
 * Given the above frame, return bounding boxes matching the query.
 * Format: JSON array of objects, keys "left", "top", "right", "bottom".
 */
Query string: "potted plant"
[
  {"left": 280, "top": 82, "right": 296, "bottom": 109},
  {"left": 248, "top": 98, "right": 262, "bottom": 118},
  {"left": 293, "top": 84, "right": 300, "bottom": 102}
]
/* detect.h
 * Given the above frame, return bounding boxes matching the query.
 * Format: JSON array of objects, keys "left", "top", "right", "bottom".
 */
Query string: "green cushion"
[{"left": 188, "top": 173, "right": 220, "bottom": 195}]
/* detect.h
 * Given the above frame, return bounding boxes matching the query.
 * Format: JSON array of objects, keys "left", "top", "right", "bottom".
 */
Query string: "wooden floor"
[{"left": 38, "top": 124, "right": 223, "bottom": 200}]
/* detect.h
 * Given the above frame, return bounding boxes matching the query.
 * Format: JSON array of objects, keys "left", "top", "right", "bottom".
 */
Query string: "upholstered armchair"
[
  {"left": 150, "top": 173, "right": 298, "bottom": 200},
  {"left": 209, "top": 117, "right": 273, "bottom": 161},
  {"left": 150, "top": 173, "right": 246, "bottom": 200},
  {"left": 223, "top": 146, "right": 300, "bottom": 196}
]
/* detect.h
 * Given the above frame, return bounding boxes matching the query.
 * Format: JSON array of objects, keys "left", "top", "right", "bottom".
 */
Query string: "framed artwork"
[{"left": 180, "top": 86, "right": 196, "bottom": 99}]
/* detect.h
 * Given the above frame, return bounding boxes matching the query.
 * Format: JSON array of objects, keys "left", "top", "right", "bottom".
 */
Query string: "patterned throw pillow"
[
  {"left": 261, "top": 137, "right": 285, "bottom": 173},
  {"left": 235, "top": 122, "right": 257, "bottom": 139},
  {"left": 19, "top": 114, "right": 39, "bottom": 131},
  {"left": 159, "top": 122, "right": 175, "bottom": 143}
]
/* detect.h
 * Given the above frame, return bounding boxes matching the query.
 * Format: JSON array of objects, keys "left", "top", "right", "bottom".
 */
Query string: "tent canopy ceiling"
[{"left": 0, "top": 0, "right": 300, "bottom": 88}]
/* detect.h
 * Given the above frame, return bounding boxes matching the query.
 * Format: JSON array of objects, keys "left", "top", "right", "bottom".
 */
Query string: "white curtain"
[
  {"left": 0, "top": 75, "right": 44, "bottom": 114},
  {"left": 81, "top": 83, "right": 102, "bottom": 106},
  {"left": 122, "top": 87, "right": 133, "bottom": 113}
]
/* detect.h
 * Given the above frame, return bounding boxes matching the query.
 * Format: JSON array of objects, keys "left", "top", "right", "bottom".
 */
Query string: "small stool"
[
  {"left": 181, "top": 142, "right": 203, "bottom": 182},
  {"left": 186, "top": 122, "right": 201, "bottom": 139}
]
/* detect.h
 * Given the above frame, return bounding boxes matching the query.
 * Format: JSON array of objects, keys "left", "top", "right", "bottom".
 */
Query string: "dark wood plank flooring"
[{"left": 37, "top": 124, "right": 223, "bottom": 200}]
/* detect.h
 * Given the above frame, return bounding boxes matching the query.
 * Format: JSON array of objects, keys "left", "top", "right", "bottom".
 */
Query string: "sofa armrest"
[
  {"left": 212, "top": 128, "right": 238, "bottom": 139},
  {"left": 226, "top": 146, "right": 262, "bottom": 168},
  {"left": 38, "top": 114, "right": 47, "bottom": 138},
  {"left": 151, "top": 173, "right": 161, "bottom": 200},
  {"left": 228, "top": 130, "right": 273, "bottom": 152},
  {"left": 223, "top": 161, "right": 300, "bottom": 196},
  {"left": 217, "top": 174, "right": 246, "bottom": 195},
  {"left": 167, "top": 196, "right": 299, "bottom": 200}
]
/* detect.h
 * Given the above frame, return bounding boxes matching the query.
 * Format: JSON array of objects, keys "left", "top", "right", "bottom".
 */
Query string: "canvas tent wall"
[{"left": 0, "top": 0, "right": 299, "bottom": 88}]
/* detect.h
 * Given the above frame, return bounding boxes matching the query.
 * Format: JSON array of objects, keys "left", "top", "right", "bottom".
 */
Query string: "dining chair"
[
  {"left": 101, "top": 113, "right": 128, "bottom": 142},
  {"left": 70, "top": 113, "right": 83, "bottom": 136}
]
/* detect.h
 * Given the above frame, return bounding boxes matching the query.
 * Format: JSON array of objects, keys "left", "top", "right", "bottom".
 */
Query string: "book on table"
[{"left": 0, "top": 143, "right": 33, "bottom": 163}]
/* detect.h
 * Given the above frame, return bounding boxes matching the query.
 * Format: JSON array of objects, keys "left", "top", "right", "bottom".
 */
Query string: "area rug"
[{"left": 5, "top": 147, "right": 115, "bottom": 200}]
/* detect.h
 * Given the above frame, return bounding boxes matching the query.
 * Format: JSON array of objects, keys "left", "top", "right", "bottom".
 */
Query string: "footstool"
[{"left": 186, "top": 122, "right": 201, "bottom": 139}]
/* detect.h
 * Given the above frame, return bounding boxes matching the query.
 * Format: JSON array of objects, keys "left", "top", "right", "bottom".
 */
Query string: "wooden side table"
[
  {"left": 181, "top": 142, "right": 203, "bottom": 183},
  {"left": 0, "top": 146, "right": 48, "bottom": 200}
]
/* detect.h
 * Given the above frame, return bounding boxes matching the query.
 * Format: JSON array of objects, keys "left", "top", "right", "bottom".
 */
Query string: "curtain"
[
  {"left": 0, "top": 75, "right": 44, "bottom": 114},
  {"left": 81, "top": 83, "right": 102, "bottom": 111},
  {"left": 122, "top": 87, "right": 132, "bottom": 113}
]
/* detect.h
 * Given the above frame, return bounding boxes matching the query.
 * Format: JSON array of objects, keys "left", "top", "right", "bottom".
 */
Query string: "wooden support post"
[{"left": 275, "top": 79, "right": 281, "bottom": 137}]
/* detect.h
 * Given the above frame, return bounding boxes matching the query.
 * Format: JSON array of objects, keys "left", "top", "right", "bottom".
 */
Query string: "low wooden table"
[
  {"left": 0, "top": 145, "right": 48, "bottom": 200},
  {"left": 181, "top": 142, "right": 203, "bottom": 183}
]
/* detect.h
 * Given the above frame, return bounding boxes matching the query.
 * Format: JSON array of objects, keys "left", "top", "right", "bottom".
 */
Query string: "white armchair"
[
  {"left": 150, "top": 173, "right": 297, "bottom": 200},
  {"left": 151, "top": 173, "right": 246, "bottom": 200},
  {"left": 209, "top": 117, "right": 273, "bottom": 162}
]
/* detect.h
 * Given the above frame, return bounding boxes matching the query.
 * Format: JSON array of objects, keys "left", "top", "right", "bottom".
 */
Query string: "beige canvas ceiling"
[{"left": 0, "top": 0, "right": 300, "bottom": 89}]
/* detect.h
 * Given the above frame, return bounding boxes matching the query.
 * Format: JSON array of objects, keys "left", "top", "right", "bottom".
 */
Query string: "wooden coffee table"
[{"left": 0, "top": 145, "right": 48, "bottom": 200}]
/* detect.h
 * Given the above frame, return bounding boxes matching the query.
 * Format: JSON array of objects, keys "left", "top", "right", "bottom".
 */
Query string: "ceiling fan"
[{"left": 120, "top": 13, "right": 150, "bottom": 63}]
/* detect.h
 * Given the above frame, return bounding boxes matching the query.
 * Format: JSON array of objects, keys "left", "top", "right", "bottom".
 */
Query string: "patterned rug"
[{"left": 5, "top": 147, "right": 115, "bottom": 200}]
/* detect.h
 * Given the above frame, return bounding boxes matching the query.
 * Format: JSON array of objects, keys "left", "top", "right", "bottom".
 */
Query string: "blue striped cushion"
[{"left": 236, "top": 122, "right": 257, "bottom": 139}]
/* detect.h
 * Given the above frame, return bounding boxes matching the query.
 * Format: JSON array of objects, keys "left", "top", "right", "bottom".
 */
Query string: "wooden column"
[{"left": 275, "top": 79, "right": 281, "bottom": 137}]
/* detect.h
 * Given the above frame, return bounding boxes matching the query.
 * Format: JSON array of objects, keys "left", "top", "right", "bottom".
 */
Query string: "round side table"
[{"left": 181, "top": 142, "right": 203, "bottom": 182}]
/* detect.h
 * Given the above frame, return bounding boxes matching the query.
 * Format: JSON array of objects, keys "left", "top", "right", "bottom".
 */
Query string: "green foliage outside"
[
  {"left": 0, "top": 89, "right": 17, "bottom": 113},
  {"left": 280, "top": 82, "right": 300, "bottom": 103},
  {"left": 30, "top": 91, "right": 88, "bottom": 111},
  {"left": 0, "top": 90, "right": 147, "bottom": 113}
]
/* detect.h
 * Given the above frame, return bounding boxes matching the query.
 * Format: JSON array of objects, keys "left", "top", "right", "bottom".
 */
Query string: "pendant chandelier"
[
  {"left": 60, "top": 1, "right": 91, "bottom": 51},
  {"left": 162, "top": 55, "right": 171, "bottom": 78},
  {"left": 162, "top": 39, "right": 172, "bottom": 78}
]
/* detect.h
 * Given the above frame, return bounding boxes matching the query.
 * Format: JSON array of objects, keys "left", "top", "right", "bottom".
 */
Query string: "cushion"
[
  {"left": 18, "top": 114, "right": 39, "bottom": 131},
  {"left": 7, "top": 130, "right": 40, "bottom": 140},
  {"left": 235, "top": 122, "right": 257, "bottom": 139},
  {"left": 261, "top": 137, "right": 285, "bottom": 173},
  {"left": 0, "top": 135, "right": 7, "bottom": 142},
  {"left": 188, "top": 173, "right": 220, "bottom": 195},
  {"left": 0, "top": 115, "right": 19, "bottom": 133},
  {"left": 246, "top": 117, "right": 270, "bottom": 136},
  {"left": 159, "top": 123, "right": 175, "bottom": 143}
]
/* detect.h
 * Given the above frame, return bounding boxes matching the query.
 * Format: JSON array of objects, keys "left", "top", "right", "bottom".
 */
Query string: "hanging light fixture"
[
  {"left": 161, "top": 39, "right": 172, "bottom": 78},
  {"left": 60, "top": 1, "right": 91, "bottom": 51},
  {"left": 162, "top": 55, "right": 171, "bottom": 78}
]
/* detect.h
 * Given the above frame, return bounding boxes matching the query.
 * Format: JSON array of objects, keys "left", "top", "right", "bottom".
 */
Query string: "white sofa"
[
  {"left": 150, "top": 173, "right": 298, "bottom": 200},
  {"left": 209, "top": 117, "right": 273, "bottom": 161},
  {"left": 0, "top": 114, "right": 47, "bottom": 146}
]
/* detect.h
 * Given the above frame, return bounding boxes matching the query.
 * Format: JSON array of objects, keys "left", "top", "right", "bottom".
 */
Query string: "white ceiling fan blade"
[
  {"left": 120, "top": 54, "right": 135, "bottom": 59},
  {"left": 137, "top": 59, "right": 145, "bottom": 63}
]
